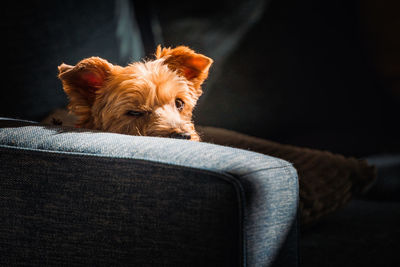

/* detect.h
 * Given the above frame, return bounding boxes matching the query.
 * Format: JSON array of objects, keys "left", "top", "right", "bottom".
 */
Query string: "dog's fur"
[{"left": 58, "top": 46, "right": 212, "bottom": 141}]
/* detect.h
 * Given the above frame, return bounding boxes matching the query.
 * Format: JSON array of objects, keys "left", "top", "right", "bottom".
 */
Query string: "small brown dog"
[
  {"left": 58, "top": 46, "right": 212, "bottom": 141},
  {"left": 56, "top": 46, "right": 377, "bottom": 227}
]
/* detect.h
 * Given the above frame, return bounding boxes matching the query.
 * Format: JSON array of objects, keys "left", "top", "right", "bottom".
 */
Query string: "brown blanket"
[{"left": 198, "top": 126, "right": 376, "bottom": 227}]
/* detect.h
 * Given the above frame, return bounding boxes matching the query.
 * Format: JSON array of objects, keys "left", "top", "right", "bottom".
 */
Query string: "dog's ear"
[
  {"left": 156, "top": 45, "right": 213, "bottom": 95},
  {"left": 58, "top": 57, "right": 113, "bottom": 127},
  {"left": 58, "top": 57, "right": 113, "bottom": 106}
]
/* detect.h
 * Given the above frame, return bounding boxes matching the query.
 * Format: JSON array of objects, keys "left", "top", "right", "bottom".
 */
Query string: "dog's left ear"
[{"left": 156, "top": 45, "right": 213, "bottom": 95}]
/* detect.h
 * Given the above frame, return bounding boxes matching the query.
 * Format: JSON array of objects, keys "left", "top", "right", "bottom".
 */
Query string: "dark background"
[
  {"left": 193, "top": 0, "right": 400, "bottom": 157},
  {"left": 1, "top": 0, "right": 399, "bottom": 158}
]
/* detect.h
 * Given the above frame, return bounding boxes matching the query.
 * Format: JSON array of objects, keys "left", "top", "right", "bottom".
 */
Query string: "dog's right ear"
[
  {"left": 156, "top": 45, "right": 213, "bottom": 96},
  {"left": 58, "top": 57, "right": 113, "bottom": 106}
]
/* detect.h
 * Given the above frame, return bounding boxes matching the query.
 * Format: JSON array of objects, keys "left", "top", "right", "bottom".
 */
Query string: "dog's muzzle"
[{"left": 170, "top": 132, "right": 191, "bottom": 140}]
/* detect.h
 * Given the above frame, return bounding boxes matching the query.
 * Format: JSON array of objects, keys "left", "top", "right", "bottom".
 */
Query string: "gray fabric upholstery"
[{"left": 0, "top": 118, "right": 299, "bottom": 266}]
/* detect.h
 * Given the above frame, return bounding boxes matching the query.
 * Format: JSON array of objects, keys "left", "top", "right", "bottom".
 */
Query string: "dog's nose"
[{"left": 170, "top": 132, "right": 191, "bottom": 140}]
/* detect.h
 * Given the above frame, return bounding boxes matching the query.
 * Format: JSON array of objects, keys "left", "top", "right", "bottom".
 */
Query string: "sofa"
[{"left": 0, "top": 117, "right": 299, "bottom": 266}]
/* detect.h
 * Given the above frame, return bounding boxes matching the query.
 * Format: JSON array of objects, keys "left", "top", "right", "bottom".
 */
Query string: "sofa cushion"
[{"left": 0, "top": 117, "right": 299, "bottom": 267}]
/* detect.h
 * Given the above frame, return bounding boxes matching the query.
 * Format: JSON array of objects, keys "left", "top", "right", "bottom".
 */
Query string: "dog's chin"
[{"left": 142, "top": 129, "right": 199, "bottom": 141}]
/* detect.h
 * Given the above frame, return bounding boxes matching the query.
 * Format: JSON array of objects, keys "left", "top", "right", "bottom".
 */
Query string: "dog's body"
[
  {"left": 57, "top": 46, "right": 212, "bottom": 141},
  {"left": 53, "top": 45, "right": 378, "bottom": 227}
]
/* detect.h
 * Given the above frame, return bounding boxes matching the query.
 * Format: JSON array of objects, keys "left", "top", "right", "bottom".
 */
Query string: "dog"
[
  {"left": 54, "top": 45, "right": 378, "bottom": 227},
  {"left": 57, "top": 46, "right": 213, "bottom": 141}
]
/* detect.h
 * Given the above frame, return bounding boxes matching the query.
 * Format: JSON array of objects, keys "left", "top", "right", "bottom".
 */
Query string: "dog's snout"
[{"left": 170, "top": 132, "right": 191, "bottom": 140}]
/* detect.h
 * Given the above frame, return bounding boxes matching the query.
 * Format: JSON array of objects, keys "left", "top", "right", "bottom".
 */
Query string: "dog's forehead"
[
  {"left": 124, "top": 61, "right": 184, "bottom": 85},
  {"left": 115, "top": 60, "right": 192, "bottom": 106}
]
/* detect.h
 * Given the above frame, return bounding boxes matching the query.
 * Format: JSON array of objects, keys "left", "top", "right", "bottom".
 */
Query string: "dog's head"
[{"left": 58, "top": 46, "right": 212, "bottom": 141}]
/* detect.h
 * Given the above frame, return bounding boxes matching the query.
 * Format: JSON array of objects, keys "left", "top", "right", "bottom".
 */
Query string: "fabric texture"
[{"left": 0, "top": 118, "right": 299, "bottom": 267}]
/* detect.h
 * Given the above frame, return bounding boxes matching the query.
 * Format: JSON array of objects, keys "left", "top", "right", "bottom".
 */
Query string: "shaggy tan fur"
[{"left": 58, "top": 46, "right": 213, "bottom": 141}]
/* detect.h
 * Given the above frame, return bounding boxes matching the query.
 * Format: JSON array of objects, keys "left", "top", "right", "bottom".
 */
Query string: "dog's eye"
[
  {"left": 126, "top": 110, "right": 145, "bottom": 117},
  {"left": 175, "top": 98, "right": 185, "bottom": 111}
]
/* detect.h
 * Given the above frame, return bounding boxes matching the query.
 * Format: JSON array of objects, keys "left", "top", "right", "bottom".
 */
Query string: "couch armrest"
[{"left": 0, "top": 118, "right": 298, "bottom": 267}]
